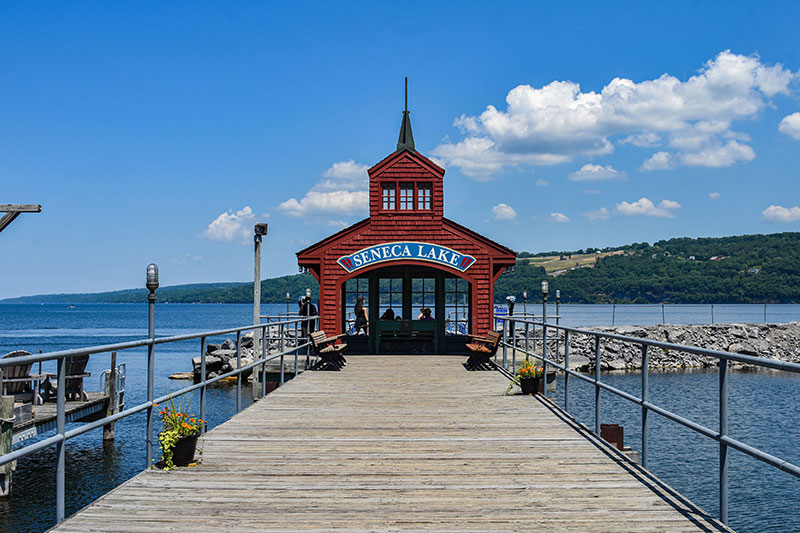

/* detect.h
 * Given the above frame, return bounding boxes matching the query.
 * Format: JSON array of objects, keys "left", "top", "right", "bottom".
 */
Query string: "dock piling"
[
  {"left": 103, "top": 352, "right": 118, "bottom": 441},
  {"left": 0, "top": 396, "right": 14, "bottom": 496}
]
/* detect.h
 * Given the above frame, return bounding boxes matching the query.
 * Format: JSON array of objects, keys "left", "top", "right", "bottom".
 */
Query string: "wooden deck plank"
[{"left": 50, "top": 356, "right": 729, "bottom": 532}]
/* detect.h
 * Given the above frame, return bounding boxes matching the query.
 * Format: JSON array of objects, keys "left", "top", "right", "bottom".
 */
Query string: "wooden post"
[
  {"left": 0, "top": 395, "right": 15, "bottom": 496},
  {"left": 103, "top": 352, "right": 118, "bottom": 441}
]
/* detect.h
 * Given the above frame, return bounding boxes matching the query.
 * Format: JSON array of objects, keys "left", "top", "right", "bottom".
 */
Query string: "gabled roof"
[
  {"left": 368, "top": 148, "right": 444, "bottom": 178},
  {"left": 296, "top": 215, "right": 516, "bottom": 263}
]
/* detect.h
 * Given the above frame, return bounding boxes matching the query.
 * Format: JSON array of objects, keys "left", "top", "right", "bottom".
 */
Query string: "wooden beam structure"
[
  {"left": 0, "top": 204, "right": 41, "bottom": 234},
  {"left": 51, "top": 356, "right": 729, "bottom": 532}
]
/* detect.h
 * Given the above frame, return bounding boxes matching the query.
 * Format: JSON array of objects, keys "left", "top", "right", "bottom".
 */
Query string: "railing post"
[
  {"left": 200, "top": 336, "right": 206, "bottom": 433},
  {"left": 511, "top": 320, "right": 516, "bottom": 371},
  {"left": 55, "top": 356, "right": 65, "bottom": 523},
  {"left": 280, "top": 322, "right": 285, "bottom": 385},
  {"left": 641, "top": 344, "right": 649, "bottom": 469},
  {"left": 236, "top": 330, "right": 242, "bottom": 413},
  {"left": 594, "top": 335, "right": 601, "bottom": 435},
  {"left": 720, "top": 358, "right": 729, "bottom": 525},
  {"left": 711, "top": 304, "right": 715, "bottom": 324},
  {"left": 261, "top": 325, "right": 268, "bottom": 398},
  {"left": 294, "top": 321, "right": 299, "bottom": 377},
  {"left": 563, "top": 330, "right": 570, "bottom": 413},
  {"left": 542, "top": 321, "right": 548, "bottom": 396},
  {"left": 661, "top": 303, "right": 665, "bottom": 324},
  {"left": 502, "top": 318, "right": 507, "bottom": 369},
  {"left": 524, "top": 321, "right": 529, "bottom": 355}
]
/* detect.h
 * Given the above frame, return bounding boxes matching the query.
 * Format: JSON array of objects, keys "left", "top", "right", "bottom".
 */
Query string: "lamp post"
[
  {"left": 286, "top": 292, "right": 290, "bottom": 316},
  {"left": 145, "top": 263, "right": 158, "bottom": 468},
  {"left": 522, "top": 291, "right": 527, "bottom": 317},
  {"left": 541, "top": 280, "right": 549, "bottom": 395}
]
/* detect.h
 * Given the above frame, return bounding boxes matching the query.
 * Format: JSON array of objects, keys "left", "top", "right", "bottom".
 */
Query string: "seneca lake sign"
[{"left": 337, "top": 242, "right": 476, "bottom": 274}]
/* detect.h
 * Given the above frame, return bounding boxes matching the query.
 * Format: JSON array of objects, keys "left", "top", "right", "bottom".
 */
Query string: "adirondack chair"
[
  {"left": 464, "top": 330, "right": 502, "bottom": 370},
  {"left": 41, "top": 354, "right": 91, "bottom": 402},
  {"left": 1, "top": 350, "right": 44, "bottom": 405},
  {"left": 309, "top": 331, "right": 347, "bottom": 370}
]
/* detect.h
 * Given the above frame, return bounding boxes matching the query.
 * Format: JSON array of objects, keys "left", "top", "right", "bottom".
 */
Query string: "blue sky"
[{"left": 2, "top": 2, "right": 799, "bottom": 298}]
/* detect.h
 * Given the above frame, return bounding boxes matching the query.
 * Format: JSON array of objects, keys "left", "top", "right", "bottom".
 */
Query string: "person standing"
[{"left": 354, "top": 295, "right": 368, "bottom": 335}]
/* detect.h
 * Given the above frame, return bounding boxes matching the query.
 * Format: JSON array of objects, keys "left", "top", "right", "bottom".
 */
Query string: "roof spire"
[{"left": 396, "top": 76, "right": 415, "bottom": 152}]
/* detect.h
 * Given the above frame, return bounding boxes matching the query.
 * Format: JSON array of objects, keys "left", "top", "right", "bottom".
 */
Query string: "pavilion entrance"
[{"left": 342, "top": 265, "right": 471, "bottom": 354}]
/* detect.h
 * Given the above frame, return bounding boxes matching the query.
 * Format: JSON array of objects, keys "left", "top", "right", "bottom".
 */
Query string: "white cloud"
[
  {"left": 322, "top": 160, "right": 369, "bottom": 180},
  {"left": 278, "top": 160, "right": 369, "bottom": 217},
  {"left": 621, "top": 132, "right": 661, "bottom": 147},
  {"left": 678, "top": 140, "right": 755, "bottom": 167},
  {"left": 200, "top": 206, "right": 257, "bottom": 243},
  {"left": 549, "top": 212, "right": 570, "bottom": 223},
  {"left": 583, "top": 207, "right": 611, "bottom": 220},
  {"left": 568, "top": 163, "right": 626, "bottom": 182},
  {"left": 615, "top": 197, "right": 681, "bottom": 218},
  {"left": 492, "top": 203, "right": 517, "bottom": 221},
  {"left": 536, "top": 178, "right": 549, "bottom": 187},
  {"left": 779, "top": 112, "right": 800, "bottom": 140},
  {"left": 709, "top": 192, "right": 721, "bottom": 200},
  {"left": 326, "top": 220, "right": 349, "bottom": 229},
  {"left": 432, "top": 51, "right": 794, "bottom": 178},
  {"left": 762, "top": 205, "right": 800, "bottom": 222},
  {"left": 640, "top": 151, "right": 673, "bottom": 171},
  {"left": 170, "top": 254, "right": 204, "bottom": 265}
]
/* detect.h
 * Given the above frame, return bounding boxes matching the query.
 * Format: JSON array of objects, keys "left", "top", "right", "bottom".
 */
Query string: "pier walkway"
[{"left": 52, "top": 356, "right": 728, "bottom": 532}]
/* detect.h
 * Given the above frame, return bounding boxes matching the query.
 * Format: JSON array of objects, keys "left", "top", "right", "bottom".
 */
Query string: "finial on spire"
[{"left": 397, "top": 76, "right": 415, "bottom": 152}]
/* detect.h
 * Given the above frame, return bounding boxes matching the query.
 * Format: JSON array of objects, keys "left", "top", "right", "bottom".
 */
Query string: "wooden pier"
[
  {"left": 51, "top": 356, "right": 729, "bottom": 532},
  {"left": 12, "top": 392, "right": 109, "bottom": 445}
]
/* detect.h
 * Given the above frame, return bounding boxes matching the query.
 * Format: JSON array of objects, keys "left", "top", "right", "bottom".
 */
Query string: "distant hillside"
[
  {"left": 499, "top": 232, "right": 800, "bottom": 304},
  {"left": 1, "top": 274, "right": 320, "bottom": 304},
  {"left": 4, "top": 233, "right": 799, "bottom": 305}
]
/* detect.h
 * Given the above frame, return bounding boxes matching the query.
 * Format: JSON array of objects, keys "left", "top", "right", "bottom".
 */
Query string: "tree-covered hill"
[
  {"left": 497, "top": 232, "right": 800, "bottom": 303},
  {"left": 3, "top": 232, "right": 799, "bottom": 304}
]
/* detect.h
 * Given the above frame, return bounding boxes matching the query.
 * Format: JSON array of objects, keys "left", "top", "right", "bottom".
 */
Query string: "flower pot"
[
  {"left": 520, "top": 377, "right": 541, "bottom": 395},
  {"left": 172, "top": 434, "right": 199, "bottom": 466}
]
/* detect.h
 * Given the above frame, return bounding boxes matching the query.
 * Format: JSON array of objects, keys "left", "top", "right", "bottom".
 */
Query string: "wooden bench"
[
  {"left": 309, "top": 331, "right": 347, "bottom": 370},
  {"left": 2, "top": 350, "right": 45, "bottom": 405},
  {"left": 464, "top": 330, "right": 502, "bottom": 370},
  {"left": 41, "top": 354, "right": 91, "bottom": 402}
]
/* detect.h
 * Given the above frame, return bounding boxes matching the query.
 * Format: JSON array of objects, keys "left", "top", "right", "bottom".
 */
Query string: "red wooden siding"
[{"left": 297, "top": 148, "right": 515, "bottom": 337}]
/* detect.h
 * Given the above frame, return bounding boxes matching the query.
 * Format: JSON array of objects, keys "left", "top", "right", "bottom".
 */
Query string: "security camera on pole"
[{"left": 253, "top": 223, "right": 268, "bottom": 399}]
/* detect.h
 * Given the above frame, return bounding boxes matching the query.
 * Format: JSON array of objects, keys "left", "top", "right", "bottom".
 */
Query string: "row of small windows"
[{"left": 381, "top": 182, "right": 432, "bottom": 211}]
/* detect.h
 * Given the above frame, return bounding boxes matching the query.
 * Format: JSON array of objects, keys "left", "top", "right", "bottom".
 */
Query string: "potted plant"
[
  {"left": 156, "top": 395, "right": 205, "bottom": 470},
  {"left": 513, "top": 358, "right": 544, "bottom": 395}
]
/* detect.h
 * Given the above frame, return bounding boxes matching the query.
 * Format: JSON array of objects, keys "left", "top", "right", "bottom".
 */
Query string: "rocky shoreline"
[
  {"left": 513, "top": 322, "right": 800, "bottom": 371},
  {"left": 188, "top": 329, "right": 303, "bottom": 381}
]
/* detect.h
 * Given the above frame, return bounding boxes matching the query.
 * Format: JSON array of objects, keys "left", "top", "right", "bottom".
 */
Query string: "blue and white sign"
[{"left": 337, "top": 241, "right": 476, "bottom": 274}]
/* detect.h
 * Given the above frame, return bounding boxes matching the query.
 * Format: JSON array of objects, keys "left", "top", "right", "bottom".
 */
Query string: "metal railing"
[
  {"left": 494, "top": 314, "right": 800, "bottom": 526},
  {"left": 0, "top": 313, "right": 318, "bottom": 525}
]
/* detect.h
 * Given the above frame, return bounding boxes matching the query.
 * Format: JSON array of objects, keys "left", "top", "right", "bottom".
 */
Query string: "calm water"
[{"left": 0, "top": 303, "right": 798, "bottom": 532}]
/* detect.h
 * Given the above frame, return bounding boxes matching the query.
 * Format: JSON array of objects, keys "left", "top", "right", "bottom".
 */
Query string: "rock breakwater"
[{"left": 514, "top": 322, "right": 800, "bottom": 371}]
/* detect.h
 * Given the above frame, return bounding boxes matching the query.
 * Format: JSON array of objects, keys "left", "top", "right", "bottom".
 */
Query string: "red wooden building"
[{"left": 296, "top": 101, "right": 515, "bottom": 353}]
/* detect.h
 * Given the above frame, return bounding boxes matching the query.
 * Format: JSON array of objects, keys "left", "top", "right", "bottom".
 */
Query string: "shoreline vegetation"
[{"left": 3, "top": 231, "right": 800, "bottom": 305}]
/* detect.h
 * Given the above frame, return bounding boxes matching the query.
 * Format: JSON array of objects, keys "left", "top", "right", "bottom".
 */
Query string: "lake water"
[{"left": 0, "top": 303, "right": 798, "bottom": 532}]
